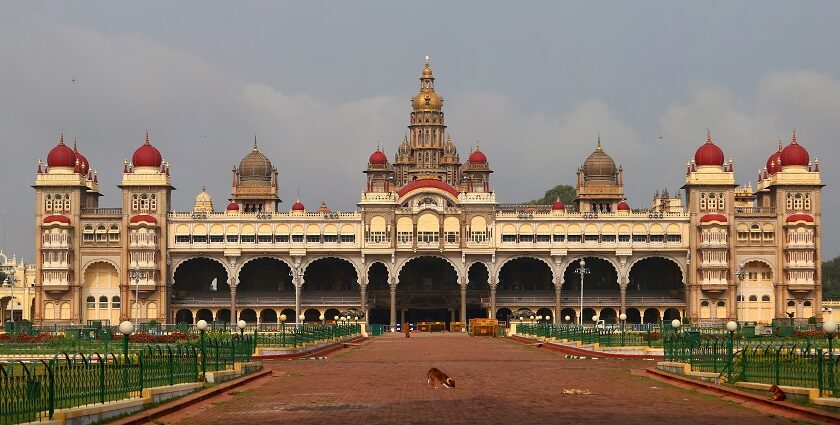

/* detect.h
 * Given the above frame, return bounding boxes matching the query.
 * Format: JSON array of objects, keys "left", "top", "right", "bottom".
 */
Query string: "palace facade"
[{"left": 31, "top": 59, "right": 824, "bottom": 327}]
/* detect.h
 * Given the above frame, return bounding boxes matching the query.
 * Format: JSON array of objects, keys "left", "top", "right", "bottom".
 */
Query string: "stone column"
[
  {"left": 389, "top": 285, "right": 397, "bottom": 329},
  {"left": 554, "top": 284, "right": 562, "bottom": 323},
  {"left": 360, "top": 284, "right": 368, "bottom": 324},
  {"left": 490, "top": 284, "right": 497, "bottom": 319},
  {"left": 619, "top": 285, "right": 627, "bottom": 318},
  {"left": 230, "top": 285, "right": 237, "bottom": 324},
  {"left": 294, "top": 283, "right": 302, "bottom": 324},
  {"left": 460, "top": 284, "right": 467, "bottom": 330}
]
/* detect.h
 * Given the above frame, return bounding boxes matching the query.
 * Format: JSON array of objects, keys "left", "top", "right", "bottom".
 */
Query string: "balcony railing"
[{"left": 81, "top": 208, "right": 123, "bottom": 215}]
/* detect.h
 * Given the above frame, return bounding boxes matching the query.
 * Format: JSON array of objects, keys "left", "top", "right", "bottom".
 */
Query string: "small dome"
[
  {"left": 694, "top": 131, "right": 725, "bottom": 167},
  {"left": 369, "top": 148, "right": 387, "bottom": 165},
  {"left": 780, "top": 133, "right": 809, "bottom": 167},
  {"left": 226, "top": 202, "right": 239, "bottom": 211},
  {"left": 469, "top": 149, "right": 487, "bottom": 164},
  {"left": 133, "top": 133, "right": 163, "bottom": 168},
  {"left": 617, "top": 200, "right": 630, "bottom": 211},
  {"left": 238, "top": 143, "right": 273, "bottom": 183},
  {"left": 73, "top": 142, "right": 90, "bottom": 175},
  {"left": 766, "top": 141, "right": 783, "bottom": 175},
  {"left": 412, "top": 91, "right": 442, "bottom": 111},
  {"left": 195, "top": 189, "right": 211, "bottom": 203},
  {"left": 551, "top": 199, "right": 565, "bottom": 211},
  {"left": 47, "top": 135, "right": 76, "bottom": 168},
  {"left": 582, "top": 141, "right": 617, "bottom": 181},
  {"left": 291, "top": 199, "right": 305, "bottom": 211}
]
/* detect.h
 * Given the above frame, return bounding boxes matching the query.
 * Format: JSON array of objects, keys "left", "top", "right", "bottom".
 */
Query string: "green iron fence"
[{"left": 255, "top": 324, "right": 361, "bottom": 348}]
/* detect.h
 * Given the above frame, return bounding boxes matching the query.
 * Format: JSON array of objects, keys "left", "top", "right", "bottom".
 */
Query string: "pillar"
[
  {"left": 230, "top": 285, "right": 237, "bottom": 325},
  {"left": 460, "top": 284, "right": 467, "bottom": 329},
  {"left": 489, "top": 284, "right": 497, "bottom": 319},
  {"left": 389, "top": 285, "right": 397, "bottom": 329},
  {"left": 554, "top": 284, "right": 562, "bottom": 322},
  {"left": 294, "top": 284, "right": 302, "bottom": 324},
  {"left": 360, "top": 284, "right": 368, "bottom": 325},
  {"left": 619, "top": 285, "right": 627, "bottom": 317}
]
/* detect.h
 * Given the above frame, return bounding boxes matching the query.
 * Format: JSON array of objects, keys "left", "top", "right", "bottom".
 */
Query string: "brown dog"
[
  {"left": 427, "top": 367, "right": 455, "bottom": 388},
  {"left": 769, "top": 384, "right": 786, "bottom": 401},
  {"left": 404, "top": 323, "right": 411, "bottom": 338}
]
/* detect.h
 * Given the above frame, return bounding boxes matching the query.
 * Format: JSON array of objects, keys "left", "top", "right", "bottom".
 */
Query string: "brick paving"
[{"left": 158, "top": 333, "right": 791, "bottom": 425}]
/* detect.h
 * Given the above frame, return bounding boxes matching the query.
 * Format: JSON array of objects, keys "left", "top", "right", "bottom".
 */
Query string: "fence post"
[
  {"left": 99, "top": 354, "right": 105, "bottom": 404},
  {"left": 774, "top": 346, "right": 781, "bottom": 385},
  {"left": 168, "top": 346, "right": 175, "bottom": 386},
  {"left": 726, "top": 331, "right": 734, "bottom": 383},
  {"left": 47, "top": 359, "right": 55, "bottom": 419},
  {"left": 817, "top": 348, "right": 824, "bottom": 397}
]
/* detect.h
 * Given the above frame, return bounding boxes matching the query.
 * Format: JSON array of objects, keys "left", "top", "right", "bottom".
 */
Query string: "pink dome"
[
  {"left": 291, "top": 199, "right": 305, "bottom": 211},
  {"left": 551, "top": 199, "right": 565, "bottom": 210},
  {"left": 226, "top": 202, "right": 239, "bottom": 211}
]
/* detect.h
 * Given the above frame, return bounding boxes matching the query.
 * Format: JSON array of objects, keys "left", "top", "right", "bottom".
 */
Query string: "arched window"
[
  {"left": 701, "top": 300, "right": 710, "bottom": 306},
  {"left": 761, "top": 295, "right": 771, "bottom": 302},
  {"left": 794, "top": 193, "right": 803, "bottom": 210},
  {"left": 132, "top": 194, "right": 139, "bottom": 211},
  {"left": 112, "top": 296, "right": 121, "bottom": 308},
  {"left": 149, "top": 194, "right": 157, "bottom": 211},
  {"left": 786, "top": 193, "right": 793, "bottom": 211},
  {"left": 699, "top": 194, "right": 707, "bottom": 211},
  {"left": 750, "top": 224, "right": 761, "bottom": 240},
  {"left": 45, "top": 194, "right": 53, "bottom": 212},
  {"left": 140, "top": 194, "right": 150, "bottom": 212},
  {"left": 109, "top": 225, "right": 120, "bottom": 242},
  {"left": 717, "top": 300, "right": 725, "bottom": 307},
  {"left": 99, "top": 296, "right": 108, "bottom": 308},
  {"left": 804, "top": 194, "right": 811, "bottom": 210},
  {"left": 787, "top": 300, "right": 796, "bottom": 307},
  {"left": 737, "top": 295, "right": 744, "bottom": 301},
  {"left": 86, "top": 296, "right": 96, "bottom": 308},
  {"left": 96, "top": 225, "right": 107, "bottom": 242},
  {"left": 748, "top": 295, "right": 758, "bottom": 302},
  {"left": 718, "top": 193, "right": 725, "bottom": 210},
  {"left": 804, "top": 300, "right": 812, "bottom": 307},
  {"left": 83, "top": 225, "right": 94, "bottom": 242}
]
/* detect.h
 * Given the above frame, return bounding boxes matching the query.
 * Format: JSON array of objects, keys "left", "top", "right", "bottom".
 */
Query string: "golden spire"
[
  {"left": 596, "top": 132, "right": 602, "bottom": 150},
  {"left": 422, "top": 55, "right": 433, "bottom": 78},
  {"left": 145, "top": 129, "right": 150, "bottom": 145},
  {"left": 253, "top": 134, "right": 258, "bottom": 151},
  {"left": 791, "top": 129, "right": 798, "bottom": 145}
]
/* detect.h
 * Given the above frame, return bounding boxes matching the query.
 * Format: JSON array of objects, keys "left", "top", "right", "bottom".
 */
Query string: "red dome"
[
  {"left": 129, "top": 214, "right": 157, "bottom": 225},
  {"left": 369, "top": 148, "right": 387, "bottom": 165},
  {"left": 786, "top": 214, "right": 814, "bottom": 223},
  {"left": 780, "top": 133, "right": 809, "bottom": 167},
  {"left": 694, "top": 132, "right": 725, "bottom": 166},
  {"left": 42, "top": 215, "right": 70, "bottom": 225},
  {"left": 47, "top": 136, "right": 76, "bottom": 168},
  {"left": 700, "top": 213, "right": 728, "bottom": 223},
  {"left": 766, "top": 150, "right": 782, "bottom": 175},
  {"left": 132, "top": 134, "right": 163, "bottom": 168},
  {"left": 616, "top": 201, "right": 630, "bottom": 211},
  {"left": 291, "top": 199, "right": 305, "bottom": 211},
  {"left": 398, "top": 179, "right": 460, "bottom": 198},
  {"left": 226, "top": 202, "right": 240, "bottom": 211},
  {"left": 469, "top": 149, "right": 487, "bottom": 164},
  {"left": 551, "top": 199, "right": 565, "bottom": 210},
  {"left": 75, "top": 152, "right": 90, "bottom": 175}
]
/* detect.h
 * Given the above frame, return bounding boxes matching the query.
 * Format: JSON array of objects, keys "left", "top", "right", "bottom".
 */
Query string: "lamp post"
[
  {"left": 735, "top": 265, "right": 746, "bottom": 322},
  {"left": 196, "top": 319, "right": 208, "bottom": 378},
  {"left": 129, "top": 263, "right": 144, "bottom": 327},
  {"left": 620, "top": 313, "right": 627, "bottom": 346},
  {"left": 574, "top": 259, "right": 590, "bottom": 326},
  {"left": 823, "top": 319, "right": 836, "bottom": 392},
  {"left": 726, "top": 320, "right": 738, "bottom": 383},
  {"left": 279, "top": 314, "right": 287, "bottom": 347},
  {"left": 118, "top": 320, "right": 134, "bottom": 358},
  {"left": 6, "top": 273, "right": 16, "bottom": 323},
  {"left": 237, "top": 319, "right": 246, "bottom": 338}
]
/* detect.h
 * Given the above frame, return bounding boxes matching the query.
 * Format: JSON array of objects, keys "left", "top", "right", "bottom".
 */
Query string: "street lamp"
[
  {"left": 735, "top": 265, "right": 746, "bottom": 322},
  {"left": 574, "top": 259, "right": 590, "bottom": 326},
  {"left": 824, "top": 319, "right": 837, "bottom": 391},
  {"left": 299, "top": 313, "right": 305, "bottom": 326},
  {"left": 279, "top": 314, "right": 287, "bottom": 347},
  {"left": 620, "top": 313, "right": 627, "bottom": 346},
  {"left": 6, "top": 273, "right": 16, "bottom": 323},
  {"left": 129, "top": 262, "right": 144, "bottom": 327},
  {"left": 196, "top": 319, "right": 208, "bottom": 377},
  {"left": 118, "top": 320, "right": 134, "bottom": 357},
  {"left": 564, "top": 315, "right": 570, "bottom": 322},
  {"left": 726, "top": 320, "right": 738, "bottom": 383},
  {"left": 237, "top": 319, "right": 246, "bottom": 338}
]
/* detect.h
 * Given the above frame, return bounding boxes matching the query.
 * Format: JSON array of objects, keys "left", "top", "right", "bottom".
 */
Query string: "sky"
[{"left": 1, "top": 1, "right": 838, "bottom": 260}]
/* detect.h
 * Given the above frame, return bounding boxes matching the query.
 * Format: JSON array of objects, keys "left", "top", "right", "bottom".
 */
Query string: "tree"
[
  {"left": 0, "top": 270, "right": 6, "bottom": 284},
  {"left": 823, "top": 255, "right": 840, "bottom": 300},
  {"left": 528, "top": 184, "right": 576, "bottom": 205}
]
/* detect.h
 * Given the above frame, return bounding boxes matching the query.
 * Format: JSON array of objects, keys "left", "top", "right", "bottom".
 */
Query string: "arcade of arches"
[{"left": 170, "top": 255, "right": 689, "bottom": 327}]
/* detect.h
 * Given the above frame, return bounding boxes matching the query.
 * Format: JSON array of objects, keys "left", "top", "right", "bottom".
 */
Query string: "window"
[
  {"left": 536, "top": 234, "right": 551, "bottom": 243},
  {"left": 63, "top": 194, "right": 70, "bottom": 211},
  {"left": 175, "top": 235, "right": 191, "bottom": 243},
  {"left": 258, "top": 235, "right": 272, "bottom": 243},
  {"left": 737, "top": 231, "right": 749, "bottom": 241},
  {"left": 708, "top": 193, "right": 716, "bottom": 211},
  {"left": 140, "top": 194, "right": 150, "bottom": 212},
  {"left": 747, "top": 272, "right": 758, "bottom": 280},
  {"left": 397, "top": 232, "right": 413, "bottom": 243},
  {"left": 149, "top": 194, "right": 157, "bottom": 211},
  {"left": 736, "top": 295, "right": 744, "bottom": 302},
  {"left": 750, "top": 224, "right": 760, "bottom": 240},
  {"left": 632, "top": 235, "right": 648, "bottom": 243},
  {"left": 292, "top": 235, "right": 304, "bottom": 243},
  {"left": 584, "top": 234, "right": 599, "bottom": 242},
  {"left": 618, "top": 234, "right": 630, "bottom": 243},
  {"left": 804, "top": 301, "right": 812, "bottom": 307},
  {"left": 650, "top": 235, "right": 664, "bottom": 243},
  {"left": 763, "top": 231, "right": 774, "bottom": 241},
  {"left": 306, "top": 235, "right": 321, "bottom": 243},
  {"left": 83, "top": 225, "right": 94, "bottom": 242},
  {"left": 45, "top": 194, "right": 53, "bottom": 212},
  {"left": 701, "top": 300, "right": 710, "bottom": 307},
  {"left": 787, "top": 300, "right": 795, "bottom": 307},
  {"left": 226, "top": 235, "right": 239, "bottom": 243},
  {"left": 445, "top": 232, "right": 458, "bottom": 243},
  {"left": 717, "top": 300, "right": 725, "bottom": 307},
  {"left": 761, "top": 295, "right": 771, "bottom": 302},
  {"left": 718, "top": 193, "right": 725, "bottom": 210},
  {"left": 99, "top": 296, "right": 108, "bottom": 309},
  {"left": 567, "top": 235, "right": 582, "bottom": 243},
  {"left": 132, "top": 194, "right": 139, "bottom": 211},
  {"left": 86, "top": 296, "right": 96, "bottom": 308},
  {"left": 502, "top": 234, "right": 516, "bottom": 243},
  {"left": 786, "top": 194, "right": 793, "bottom": 211},
  {"left": 417, "top": 232, "right": 439, "bottom": 243},
  {"left": 109, "top": 225, "right": 120, "bottom": 242},
  {"left": 112, "top": 296, "right": 120, "bottom": 308},
  {"left": 601, "top": 235, "right": 616, "bottom": 243},
  {"left": 192, "top": 235, "right": 208, "bottom": 243},
  {"left": 519, "top": 234, "right": 534, "bottom": 243},
  {"left": 761, "top": 272, "right": 772, "bottom": 280},
  {"left": 340, "top": 235, "right": 355, "bottom": 243},
  {"left": 323, "top": 235, "right": 338, "bottom": 243},
  {"left": 96, "top": 225, "right": 107, "bottom": 241},
  {"left": 699, "top": 194, "right": 707, "bottom": 211},
  {"left": 210, "top": 235, "right": 224, "bottom": 243},
  {"left": 794, "top": 193, "right": 803, "bottom": 210},
  {"left": 241, "top": 235, "right": 256, "bottom": 243},
  {"left": 367, "top": 232, "right": 387, "bottom": 243},
  {"left": 666, "top": 234, "right": 681, "bottom": 243},
  {"left": 804, "top": 194, "right": 811, "bottom": 210},
  {"left": 275, "top": 235, "right": 290, "bottom": 243},
  {"left": 553, "top": 234, "right": 565, "bottom": 242}
]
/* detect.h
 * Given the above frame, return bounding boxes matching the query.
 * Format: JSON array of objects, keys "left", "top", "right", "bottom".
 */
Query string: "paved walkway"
[{"left": 158, "top": 333, "right": 792, "bottom": 425}]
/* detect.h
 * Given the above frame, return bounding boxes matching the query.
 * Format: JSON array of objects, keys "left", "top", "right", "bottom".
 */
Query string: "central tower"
[{"left": 393, "top": 57, "right": 462, "bottom": 187}]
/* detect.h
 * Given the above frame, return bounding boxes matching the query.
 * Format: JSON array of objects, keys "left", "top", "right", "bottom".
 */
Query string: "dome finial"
[
  {"left": 791, "top": 129, "right": 798, "bottom": 145},
  {"left": 145, "top": 129, "right": 150, "bottom": 145},
  {"left": 59, "top": 132, "right": 64, "bottom": 145},
  {"left": 778, "top": 137, "right": 783, "bottom": 151},
  {"left": 73, "top": 138, "right": 78, "bottom": 152},
  {"left": 596, "top": 132, "right": 602, "bottom": 150},
  {"left": 253, "top": 134, "right": 258, "bottom": 151},
  {"left": 706, "top": 128, "right": 712, "bottom": 144}
]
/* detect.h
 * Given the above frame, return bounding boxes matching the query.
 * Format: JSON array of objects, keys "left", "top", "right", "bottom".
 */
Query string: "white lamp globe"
[
  {"left": 354, "top": 316, "right": 359, "bottom": 321},
  {"left": 592, "top": 315, "right": 599, "bottom": 322},
  {"left": 726, "top": 321, "right": 738, "bottom": 332},
  {"left": 579, "top": 259, "right": 586, "bottom": 267},
  {"left": 564, "top": 315, "right": 570, "bottom": 321},
  {"left": 299, "top": 314, "right": 305, "bottom": 321},
  {"left": 237, "top": 320, "right": 247, "bottom": 330},
  {"left": 196, "top": 320, "right": 208, "bottom": 331},
  {"left": 671, "top": 319, "right": 681, "bottom": 328},
  {"left": 536, "top": 315, "right": 543, "bottom": 320},
  {"left": 279, "top": 314, "right": 287, "bottom": 322},
  {"left": 619, "top": 313, "right": 627, "bottom": 321},
  {"left": 118, "top": 321, "right": 135, "bottom": 335},
  {"left": 334, "top": 315, "right": 339, "bottom": 321},
  {"left": 823, "top": 319, "right": 837, "bottom": 334},
  {"left": 545, "top": 315, "right": 551, "bottom": 320}
]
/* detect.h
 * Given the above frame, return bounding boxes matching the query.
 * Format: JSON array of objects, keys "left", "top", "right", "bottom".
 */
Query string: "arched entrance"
[
  {"left": 175, "top": 309, "right": 193, "bottom": 324},
  {"left": 562, "top": 257, "right": 619, "bottom": 293},
  {"left": 238, "top": 258, "right": 293, "bottom": 297},
  {"left": 398, "top": 256, "right": 459, "bottom": 325},
  {"left": 303, "top": 308, "right": 321, "bottom": 323},
  {"left": 643, "top": 308, "right": 661, "bottom": 324},
  {"left": 196, "top": 309, "right": 213, "bottom": 322},
  {"left": 495, "top": 308, "right": 512, "bottom": 322},
  {"left": 259, "top": 309, "right": 277, "bottom": 325},
  {"left": 626, "top": 307, "right": 641, "bottom": 324},
  {"left": 600, "top": 307, "right": 618, "bottom": 324},
  {"left": 367, "top": 262, "right": 390, "bottom": 325},
  {"left": 628, "top": 257, "right": 683, "bottom": 293},
  {"left": 560, "top": 308, "right": 577, "bottom": 323},
  {"left": 738, "top": 260, "right": 774, "bottom": 323},
  {"left": 173, "top": 257, "right": 229, "bottom": 300},
  {"left": 467, "top": 262, "right": 490, "bottom": 320},
  {"left": 664, "top": 308, "right": 681, "bottom": 322},
  {"left": 324, "top": 308, "right": 341, "bottom": 323},
  {"left": 239, "top": 308, "right": 257, "bottom": 323},
  {"left": 303, "top": 258, "right": 359, "bottom": 319}
]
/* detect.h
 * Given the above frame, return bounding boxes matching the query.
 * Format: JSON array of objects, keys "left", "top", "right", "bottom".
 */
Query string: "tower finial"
[
  {"left": 145, "top": 129, "right": 150, "bottom": 144},
  {"left": 792, "top": 128, "right": 798, "bottom": 144},
  {"left": 59, "top": 132, "right": 64, "bottom": 145},
  {"left": 596, "top": 132, "right": 602, "bottom": 149},
  {"left": 706, "top": 128, "right": 712, "bottom": 143},
  {"left": 425, "top": 55, "right": 430, "bottom": 65},
  {"left": 73, "top": 138, "right": 78, "bottom": 151},
  {"left": 253, "top": 134, "right": 258, "bottom": 151}
]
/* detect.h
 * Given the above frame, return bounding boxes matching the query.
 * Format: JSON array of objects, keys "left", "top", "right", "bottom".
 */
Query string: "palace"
[{"left": 30, "top": 58, "right": 824, "bottom": 328}]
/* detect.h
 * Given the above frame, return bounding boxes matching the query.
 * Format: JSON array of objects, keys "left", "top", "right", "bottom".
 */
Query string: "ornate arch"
[
  {"left": 302, "top": 255, "right": 362, "bottom": 288},
  {"left": 496, "top": 255, "right": 555, "bottom": 284},
  {"left": 170, "top": 256, "right": 230, "bottom": 282},
  {"left": 561, "top": 255, "right": 622, "bottom": 285},
  {"left": 395, "top": 255, "right": 462, "bottom": 284},
  {"left": 81, "top": 258, "right": 119, "bottom": 276},
  {"left": 738, "top": 257, "right": 774, "bottom": 273},
  {"left": 627, "top": 255, "right": 686, "bottom": 281}
]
